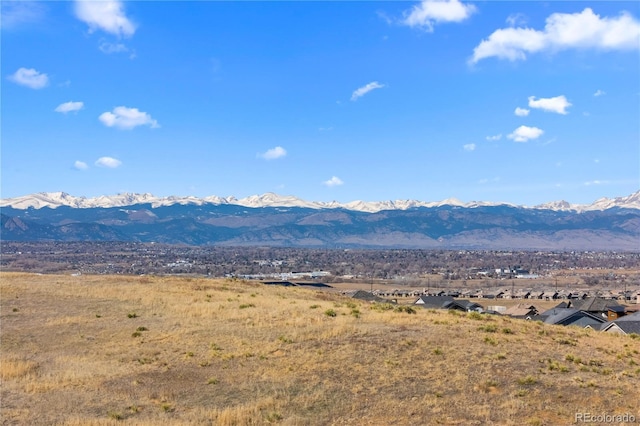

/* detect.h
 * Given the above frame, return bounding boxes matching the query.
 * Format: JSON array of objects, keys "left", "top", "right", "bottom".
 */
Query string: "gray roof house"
[
  {"left": 441, "top": 299, "right": 484, "bottom": 312},
  {"left": 600, "top": 311, "right": 640, "bottom": 335},
  {"left": 414, "top": 295, "right": 455, "bottom": 309},
  {"left": 536, "top": 308, "right": 607, "bottom": 328},
  {"left": 347, "top": 290, "right": 387, "bottom": 303},
  {"left": 569, "top": 297, "right": 623, "bottom": 319}
]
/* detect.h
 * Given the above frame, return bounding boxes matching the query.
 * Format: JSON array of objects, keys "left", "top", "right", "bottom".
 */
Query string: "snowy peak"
[
  {"left": 1, "top": 191, "right": 639, "bottom": 213},
  {"left": 533, "top": 191, "right": 640, "bottom": 212}
]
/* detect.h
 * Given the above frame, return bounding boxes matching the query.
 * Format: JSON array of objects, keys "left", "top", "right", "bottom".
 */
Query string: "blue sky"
[{"left": 2, "top": 0, "right": 639, "bottom": 206}]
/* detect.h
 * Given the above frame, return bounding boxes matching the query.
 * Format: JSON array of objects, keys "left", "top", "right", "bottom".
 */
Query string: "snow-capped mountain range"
[{"left": 1, "top": 191, "right": 639, "bottom": 213}]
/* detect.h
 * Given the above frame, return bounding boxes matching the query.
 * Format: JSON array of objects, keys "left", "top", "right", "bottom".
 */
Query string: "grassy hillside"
[{"left": 1, "top": 272, "right": 639, "bottom": 425}]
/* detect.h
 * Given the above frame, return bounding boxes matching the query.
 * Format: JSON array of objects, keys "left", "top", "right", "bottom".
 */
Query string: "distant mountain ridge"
[
  {"left": 2, "top": 191, "right": 639, "bottom": 213},
  {"left": 1, "top": 191, "right": 639, "bottom": 250}
]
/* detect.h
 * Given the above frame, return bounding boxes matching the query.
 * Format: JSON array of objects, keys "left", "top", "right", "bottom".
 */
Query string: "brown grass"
[{"left": 1, "top": 272, "right": 639, "bottom": 425}]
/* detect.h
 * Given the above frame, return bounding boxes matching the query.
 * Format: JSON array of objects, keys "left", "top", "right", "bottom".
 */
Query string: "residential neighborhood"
[{"left": 342, "top": 288, "right": 640, "bottom": 336}]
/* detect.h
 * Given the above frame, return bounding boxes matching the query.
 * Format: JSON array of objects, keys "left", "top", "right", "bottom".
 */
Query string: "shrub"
[
  {"left": 517, "top": 375, "right": 537, "bottom": 385},
  {"left": 108, "top": 411, "right": 123, "bottom": 420},
  {"left": 484, "top": 336, "right": 497, "bottom": 346},
  {"left": 394, "top": 306, "right": 416, "bottom": 314},
  {"left": 468, "top": 311, "right": 483, "bottom": 320},
  {"left": 370, "top": 303, "right": 395, "bottom": 312},
  {"left": 127, "top": 312, "right": 138, "bottom": 318},
  {"left": 324, "top": 309, "right": 337, "bottom": 317},
  {"left": 278, "top": 335, "right": 293, "bottom": 344}
]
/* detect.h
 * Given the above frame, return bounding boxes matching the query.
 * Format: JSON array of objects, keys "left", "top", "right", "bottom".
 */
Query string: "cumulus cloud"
[
  {"left": 99, "top": 106, "right": 159, "bottom": 130},
  {"left": 514, "top": 107, "right": 530, "bottom": 117},
  {"left": 323, "top": 176, "right": 344, "bottom": 187},
  {"left": 74, "top": 161, "right": 89, "bottom": 170},
  {"left": 351, "top": 81, "right": 385, "bottom": 101},
  {"left": 55, "top": 101, "right": 84, "bottom": 114},
  {"left": 528, "top": 95, "right": 572, "bottom": 114},
  {"left": 463, "top": 143, "right": 476, "bottom": 151},
  {"left": 470, "top": 8, "right": 640, "bottom": 63},
  {"left": 7, "top": 67, "right": 48, "bottom": 89},
  {"left": 74, "top": 0, "right": 136, "bottom": 37},
  {"left": 593, "top": 89, "right": 606, "bottom": 97},
  {"left": 95, "top": 157, "right": 122, "bottom": 168},
  {"left": 259, "top": 146, "right": 287, "bottom": 160},
  {"left": 486, "top": 134, "right": 502, "bottom": 141},
  {"left": 402, "top": 0, "right": 476, "bottom": 31},
  {"left": 507, "top": 125, "right": 544, "bottom": 142}
]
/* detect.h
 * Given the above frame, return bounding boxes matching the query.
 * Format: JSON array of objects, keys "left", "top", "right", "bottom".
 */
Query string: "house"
[
  {"left": 442, "top": 299, "right": 484, "bottom": 312},
  {"left": 347, "top": 290, "right": 387, "bottom": 303},
  {"left": 262, "top": 280, "right": 297, "bottom": 287},
  {"left": 533, "top": 303, "right": 573, "bottom": 321},
  {"left": 503, "top": 304, "right": 538, "bottom": 319},
  {"left": 514, "top": 290, "right": 531, "bottom": 299},
  {"left": 569, "top": 297, "right": 624, "bottom": 320},
  {"left": 533, "top": 291, "right": 546, "bottom": 300},
  {"left": 600, "top": 311, "right": 640, "bottom": 335},
  {"left": 540, "top": 308, "right": 606, "bottom": 328},
  {"left": 482, "top": 290, "right": 505, "bottom": 299},
  {"left": 413, "top": 295, "right": 454, "bottom": 309},
  {"left": 606, "top": 305, "right": 626, "bottom": 321}
]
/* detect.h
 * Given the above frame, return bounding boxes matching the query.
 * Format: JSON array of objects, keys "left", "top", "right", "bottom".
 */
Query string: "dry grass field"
[{"left": 1, "top": 272, "right": 639, "bottom": 425}]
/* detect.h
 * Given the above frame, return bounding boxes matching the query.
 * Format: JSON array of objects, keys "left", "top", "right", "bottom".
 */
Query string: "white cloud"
[
  {"left": 514, "top": 107, "right": 530, "bottom": 117},
  {"left": 528, "top": 95, "right": 572, "bottom": 114},
  {"left": 259, "top": 146, "right": 287, "bottom": 160},
  {"left": 478, "top": 177, "right": 500, "bottom": 184},
  {"left": 402, "top": 0, "right": 476, "bottom": 31},
  {"left": 74, "top": 0, "right": 136, "bottom": 37},
  {"left": 7, "top": 67, "right": 48, "bottom": 89},
  {"left": 351, "top": 81, "right": 385, "bottom": 101},
  {"left": 74, "top": 161, "right": 89, "bottom": 170},
  {"left": 0, "top": 1, "right": 46, "bottom": 30},
  {"left": 95, "top": 157, "right": 122, "bottom": 168},
  {"left": 470, "top": 8, "right": 640, "bottom": 63},
  {"left": 55, "top": 101, "right": 84, "bottom": 114},
  {"left": 99, "top": 41, "right": 129, "bottom": 54},
  {"left": 507, "top": 125, "right": 544, "bottom": 142},
  {"left": 463, "top": 143, "right": 476, "bottom": 151},
  {"left": 486, "top": 134, "right": 502, "bottom": 141},
  {"left": 506, "top": 13, "right": 527, "bottom": 28},
  {"left": 593, "top": 89, "right": 606, "bottom": 97},
  {"left": 584, "top": 180, "right": 607, "bottom": 186},
  {"left": 99, "top": 106, "right": 159, "bottom": 130},
  {"left": 323, "top": 176, "right": 344, "bottom": 187}
]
